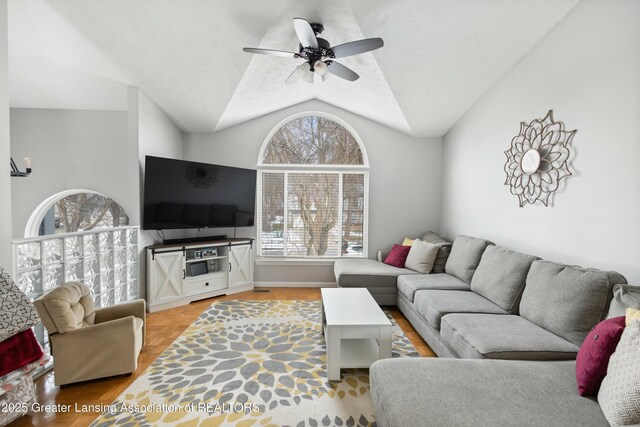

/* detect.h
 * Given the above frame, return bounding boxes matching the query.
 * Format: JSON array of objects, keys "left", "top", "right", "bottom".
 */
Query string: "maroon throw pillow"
[
  {"left": 575, "top": 316, "right": 625, "bottom": 396},
  {"left": 384, "top": 244, "right": 411, "bottom": 268}
]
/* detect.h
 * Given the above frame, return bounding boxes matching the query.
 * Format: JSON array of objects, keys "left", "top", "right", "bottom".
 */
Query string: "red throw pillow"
[
  {"left": 384, "top": 244, "right": 411, "bottom": 268},
  {"left": 575, "top": 316, "right": 625, "bottom": 396}
]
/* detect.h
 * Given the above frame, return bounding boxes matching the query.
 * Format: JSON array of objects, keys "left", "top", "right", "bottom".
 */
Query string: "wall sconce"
[{"left": 10, "top": 157, "right": 32, "bottom": 177}]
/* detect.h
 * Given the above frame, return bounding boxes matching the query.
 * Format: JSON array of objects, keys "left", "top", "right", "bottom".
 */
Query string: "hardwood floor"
[{"left": 10, "top": 287, "right": 434, "bottom": 427}]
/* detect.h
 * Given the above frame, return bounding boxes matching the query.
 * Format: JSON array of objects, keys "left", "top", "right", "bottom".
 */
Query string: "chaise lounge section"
[{"left": 334, "top": 231, "right": 454, "bottom": 305}]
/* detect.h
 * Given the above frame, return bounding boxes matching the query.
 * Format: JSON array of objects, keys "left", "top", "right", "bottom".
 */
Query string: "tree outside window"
[
  {"left": 259, "top": 116, "right": 368, "bottom": 258},
  {"left": 39, "top": 193, "right": 129, "bottom": 236}
]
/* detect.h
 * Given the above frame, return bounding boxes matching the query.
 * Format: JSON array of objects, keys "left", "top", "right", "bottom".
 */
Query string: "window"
[
  {"left": 39, "top": 192, "right": 129, "bottom": 236},
  {"left": 258, "top": 114, "right": 368, "bottom": 258}
]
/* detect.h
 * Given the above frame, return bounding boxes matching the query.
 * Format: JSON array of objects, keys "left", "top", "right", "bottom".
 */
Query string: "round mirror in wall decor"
[{"left": 503, "top": 110, "right": 576, "bottom": 207}]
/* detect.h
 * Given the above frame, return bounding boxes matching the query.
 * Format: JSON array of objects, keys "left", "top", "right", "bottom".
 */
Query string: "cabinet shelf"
[{"left": 186, "top": 255, "right": 226, "bottom": 262}]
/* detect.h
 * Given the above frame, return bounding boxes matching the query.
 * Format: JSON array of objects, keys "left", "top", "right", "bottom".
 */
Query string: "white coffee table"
[{"left": 321, "top": 288, "right": 392, "bottom": 381}]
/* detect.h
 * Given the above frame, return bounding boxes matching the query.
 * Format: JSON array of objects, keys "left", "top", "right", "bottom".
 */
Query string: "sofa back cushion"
[
  {"left": 444, "top": 236, "right": 494, "bottom": 284},
  {"left": 420, "top": 231, "right": 451, "bottom": 274},
  {"left": 607, "top": 284, "right": 640, "bottom": 318},
  {"left": 520, "top": 260, "right": 626, "bottom": 346},
  {"left": 39, "top": 282, "right": 96, "bottom": 334},
  {"left": 470, "top": 246, "right": 539, "bottom": 313}
]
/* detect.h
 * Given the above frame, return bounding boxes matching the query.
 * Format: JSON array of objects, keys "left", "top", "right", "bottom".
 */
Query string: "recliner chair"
[{"left": 33, "top": 282, "right": 146, "bottom": 386}]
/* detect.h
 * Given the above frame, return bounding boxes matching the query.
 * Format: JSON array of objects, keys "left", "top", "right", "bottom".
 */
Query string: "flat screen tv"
[{"left": 143, "top": 156, "right": 256, "bottom": 230}]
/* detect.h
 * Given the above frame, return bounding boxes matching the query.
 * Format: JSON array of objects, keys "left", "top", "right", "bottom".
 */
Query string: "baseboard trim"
[{"left": 255, "top": 281, "right": 337, "bottom": 288}]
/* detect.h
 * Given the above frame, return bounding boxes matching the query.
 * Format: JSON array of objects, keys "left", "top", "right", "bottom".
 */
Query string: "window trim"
[{"left": 257, "top": 112, "right": 369, "bottom": 259}]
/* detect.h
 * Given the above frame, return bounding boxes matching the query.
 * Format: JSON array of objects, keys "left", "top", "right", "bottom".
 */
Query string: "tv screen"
[{"left": 143, "top": 156, "right": 256, "bottom": 230}]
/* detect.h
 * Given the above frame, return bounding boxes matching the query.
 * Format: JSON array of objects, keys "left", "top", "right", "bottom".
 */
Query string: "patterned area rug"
[{"left": 91, "top": 300, "right": 419, "bottom": 427}]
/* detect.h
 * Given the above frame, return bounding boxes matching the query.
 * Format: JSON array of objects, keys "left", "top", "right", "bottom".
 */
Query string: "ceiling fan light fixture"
[
  {"left": 301, "top": 63, "right": 314, "bottom": 83},
  {"left": 314, "top": 60, "right": 328, "bottom": 76}
]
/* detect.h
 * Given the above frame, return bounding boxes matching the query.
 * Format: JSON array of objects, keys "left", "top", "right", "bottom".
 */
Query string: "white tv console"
[{"left": 146, "top": 238, "right": 254, "bottom": 312}]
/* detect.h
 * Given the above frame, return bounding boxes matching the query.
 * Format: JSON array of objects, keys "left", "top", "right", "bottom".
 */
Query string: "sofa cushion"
[
  {"left": 334, "top": 259, "right": 421, "bottom": 288},
  {"left": 628, "top": 307, "right": 640, "bottom": 325},
  {"left": 397, "top": 274, "right": 470, "bottom": 303},
  {"left": 607, "top": 284, "right": 640, "bottom": 318},
  {"left": 470, "top": 246, "right": 539, "bottom": 314},
  {"left": 404, "top": 239, "right": 439, "bottom": 274},
  {"left": 370, "top": 358, "right": 608, "bottom": 427},
  {"left": 441, "top": 313, "right": 579, "bottom": 360},
  {"left": 520, "top": 260, "right": 626, "bottom": 347},
  {"left": 414, "top": 290, "right": 507, "bottom": 329},
  {"left": 598, "top": 320, "right": 640, "bottom": 426},
  {"left": 444, "top": 236, "right": 494, "bottom": 284},
  {"left": 575, "top": 316, "right": 626, "bottom": 396},
  {"left": 383, "top": 244, "right": 411, "bottom": 268},
  {"left": 401, "top": 237, "right": 414, "bottom": 246},
  {"left": 420, "top": 231, "right": 452, "bottom": 274}
]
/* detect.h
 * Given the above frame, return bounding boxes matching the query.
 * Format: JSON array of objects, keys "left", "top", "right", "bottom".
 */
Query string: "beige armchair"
[{"left": 33, "top": 282, "right": 146, "bottom": 386}]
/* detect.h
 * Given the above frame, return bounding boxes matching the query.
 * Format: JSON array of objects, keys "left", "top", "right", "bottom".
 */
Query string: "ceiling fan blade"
[
  {"left": 285, "top": 68, "right": 301, "bottom": 85},
  {"left": 293, "top": 18, "right": 318, "bottom": 49},
  {"left": 330, "top": 38, "right": 384, "bottom": 58},
  {"left": 243, "top": 48, "right": 298, "bottom": 58},
  {"left": 326, "top": 61, "right": 359, "bottom": 81}
]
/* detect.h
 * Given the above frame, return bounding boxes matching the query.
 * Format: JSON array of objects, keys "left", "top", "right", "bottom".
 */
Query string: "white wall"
[
  {"left": 132, "top": 88, "right": 184, "bottom": 298},
  {"left": 441, "top": 0, "right": 640, "bottom": 283},
  {"left": 10, "top": 108, "right": 132, "bottom": 238},
  {"left": 0, "top": 0, "right": 10, "bottom": 268},
  {"left": 184, "top": 99, "right": 442, "bottom": 284},
  {"left": 8, "top": 89, "right": 182, "bottom": 299}
]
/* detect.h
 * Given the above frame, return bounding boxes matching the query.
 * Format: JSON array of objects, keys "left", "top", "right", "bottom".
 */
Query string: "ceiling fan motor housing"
[{"left": 299, "top": 37, "right": 333, "bottom": 70}]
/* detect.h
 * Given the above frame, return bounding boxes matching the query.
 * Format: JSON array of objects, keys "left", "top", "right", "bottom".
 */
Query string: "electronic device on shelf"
[{"left": 188, "top": 261, "right": 208, "bottom": 277}]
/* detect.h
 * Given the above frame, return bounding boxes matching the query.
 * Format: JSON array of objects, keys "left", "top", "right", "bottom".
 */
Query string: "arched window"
[
  {"left": 24, "top": 189, "right": 129, "bottom": 238},
  {"left": 258, "top": 113, "right": 368, "bottom": 258},
  {"left": 39, "top": 192, "right": 129, "bottom": 236}
]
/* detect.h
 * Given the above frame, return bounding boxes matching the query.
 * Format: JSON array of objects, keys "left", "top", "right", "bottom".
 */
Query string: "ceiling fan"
[{"left": 243, "top": 18, "right": 384, "bottom": 84}]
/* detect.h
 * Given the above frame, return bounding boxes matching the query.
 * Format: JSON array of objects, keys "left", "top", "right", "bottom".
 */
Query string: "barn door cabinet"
[{"left": 146, "top": 238, "right": 254, "bottom": 312}]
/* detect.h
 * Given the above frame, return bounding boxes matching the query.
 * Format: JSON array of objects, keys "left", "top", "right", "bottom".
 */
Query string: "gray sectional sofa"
[
  {"left": 335, "top": 233, "right": 626, "bottom": 359},
  {"left": 333, "top": 232, "right": 634, "bottom": 426}
]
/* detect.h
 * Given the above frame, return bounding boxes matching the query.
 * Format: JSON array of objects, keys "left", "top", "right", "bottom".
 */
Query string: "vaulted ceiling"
[{"left": 8, "top": 0, "right": 579, "bottom": 137}]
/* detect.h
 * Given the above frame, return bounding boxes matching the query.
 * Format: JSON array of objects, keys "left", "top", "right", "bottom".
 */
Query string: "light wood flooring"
[{"left": 10, "top": 287, "right": 434, "bottom": 427}]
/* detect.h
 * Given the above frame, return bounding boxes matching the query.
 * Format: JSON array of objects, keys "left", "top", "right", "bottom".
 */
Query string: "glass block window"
[
  {"left": 12, "top": 226, "right": 139, "bottom": 347},
  {"left": 258, "top": 115, "right": 369, "bottom": 258}
]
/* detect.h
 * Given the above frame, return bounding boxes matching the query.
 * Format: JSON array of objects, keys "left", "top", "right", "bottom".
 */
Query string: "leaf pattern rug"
[{"left": 91, "top": 300, "right": 419, "bottom": 427}]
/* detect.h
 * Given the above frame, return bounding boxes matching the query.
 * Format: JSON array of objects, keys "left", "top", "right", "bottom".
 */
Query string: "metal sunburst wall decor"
[{"left": 504, "top": 110, "right": 575, "bottom": 207}]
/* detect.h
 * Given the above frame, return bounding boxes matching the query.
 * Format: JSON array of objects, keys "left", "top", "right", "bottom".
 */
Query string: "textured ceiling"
[{"left": 8, "top": 0, "right": 580, "bottom": 137}]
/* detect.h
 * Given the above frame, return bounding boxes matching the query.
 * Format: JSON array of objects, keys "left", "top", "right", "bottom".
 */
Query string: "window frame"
[{"left": 257, "top": 112, "right": 370, "bottom": 260}]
